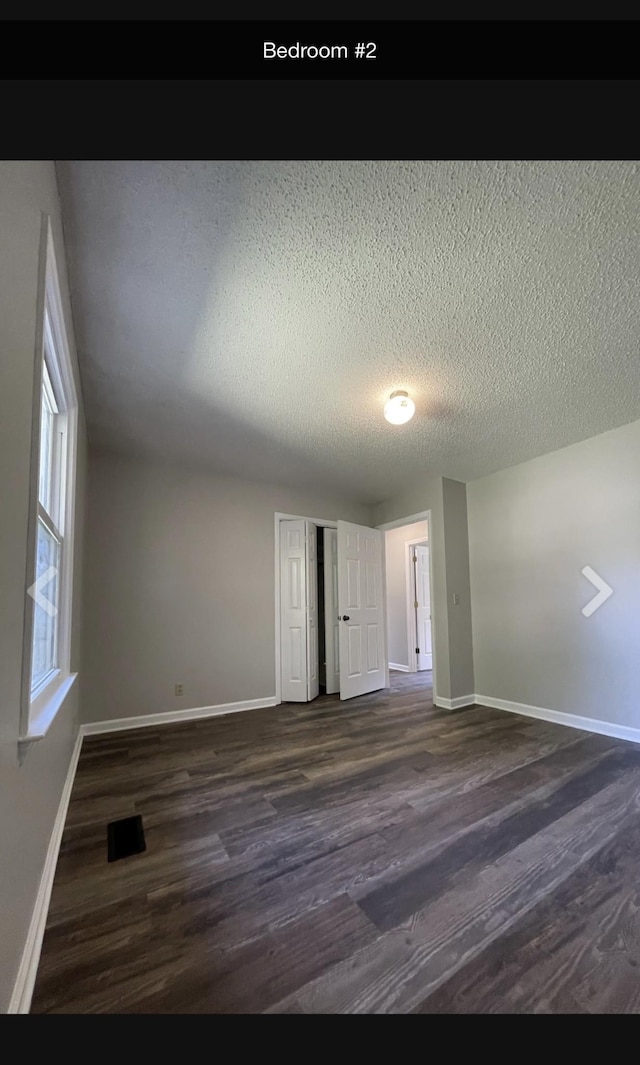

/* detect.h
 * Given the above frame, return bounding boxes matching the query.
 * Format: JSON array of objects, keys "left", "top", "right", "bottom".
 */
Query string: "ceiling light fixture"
[{"left": 384, "top": 390, "right": 415, "bottom": 425}]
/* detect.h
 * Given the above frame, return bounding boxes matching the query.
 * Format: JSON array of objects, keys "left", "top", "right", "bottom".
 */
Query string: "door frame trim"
[
  {"left": 274, "top": 512, "right": 337, "bottom": 706},
  {"left": 405, "top": 537, "right": 430, "bottom": 674},
  {"left": 377, "top": 510, "right": 437, "bottom": 697}
]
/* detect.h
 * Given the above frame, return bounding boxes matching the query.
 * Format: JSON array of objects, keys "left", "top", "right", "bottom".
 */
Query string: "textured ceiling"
[{"left": 57, "top": 160, "right": 640, "bottom": 504}]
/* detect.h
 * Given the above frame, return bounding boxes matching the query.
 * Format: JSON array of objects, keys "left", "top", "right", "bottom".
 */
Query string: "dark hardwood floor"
[{"left": 32, "top": 671, "right": 640, "bottom": 1013}]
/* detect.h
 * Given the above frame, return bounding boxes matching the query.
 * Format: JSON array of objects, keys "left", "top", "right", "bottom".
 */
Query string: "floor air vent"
[{"left": 107, "top": 815, "right": 146, "bottom": 862}]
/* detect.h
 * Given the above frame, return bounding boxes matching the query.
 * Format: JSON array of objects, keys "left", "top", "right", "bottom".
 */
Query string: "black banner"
[
  {"left": 2, "top": 20, "right": 638, "bottom": 158},
  {"left": 0, "top": 20, "right": 639, "bottom": 80}
]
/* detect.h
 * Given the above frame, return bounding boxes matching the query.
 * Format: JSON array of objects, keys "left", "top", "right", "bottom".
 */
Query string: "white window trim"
[{"left": 20, "top": 219, "right": 79, "bottom": 747}]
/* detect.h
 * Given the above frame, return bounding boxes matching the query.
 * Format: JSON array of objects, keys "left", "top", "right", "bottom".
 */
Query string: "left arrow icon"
[
  {"left": 581, "top": 566, "right": 613, "bottom": 618},
  {"left": 27, "top": 566, "right": 58, "bottom": 618}
]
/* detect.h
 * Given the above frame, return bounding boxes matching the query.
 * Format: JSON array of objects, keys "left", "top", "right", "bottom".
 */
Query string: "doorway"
[
  {"left": 408, "top": 540, "right": 432, "bottom": 671},
  {"left": 381, "top": 513, "right": 435, "bottom": 687},
  {"left": 275, "top": 514, "right": 388, "bottom": 704}
]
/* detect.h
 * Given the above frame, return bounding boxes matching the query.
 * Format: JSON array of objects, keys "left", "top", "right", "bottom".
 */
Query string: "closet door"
[
  {"left": 306, "top": 522, "right": 319, "bottom": 701},
  {"left": 337, "top": 520, "right": 386, "bottom": 700},
  {"left": 323, "top": 528, "right": 340, "bottom": 694},
  {"left": 280, "top": 520, "right": 308, "bottom": 701}
]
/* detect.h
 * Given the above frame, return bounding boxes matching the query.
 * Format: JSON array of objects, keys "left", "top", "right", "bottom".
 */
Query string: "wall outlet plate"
[{"left": 175, "top": 683, "right": 184, "bottom": 696}]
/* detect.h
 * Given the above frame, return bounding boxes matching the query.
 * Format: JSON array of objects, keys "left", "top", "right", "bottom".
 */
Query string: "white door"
[
  {"left": 415, "top": 544, "right": 432, "bottom": 671},
  {"left": 306, "top": 522, "right": 319, "bottom": 701},
  {"left": 323, "top": 528, "right": 340, "bottom": 694},
  {"left": 280, "top": 520, "right": 308, "bottom": 701},
  {"left": 337, "top": 520, "right": 386, "bottom": 700}
]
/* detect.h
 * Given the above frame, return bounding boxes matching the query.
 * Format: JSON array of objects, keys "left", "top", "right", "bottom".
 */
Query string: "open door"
[
  {"left": 323, "top": 528, "right": 340, "bottom": 694},
  {"left": 337, "top": 520, "right": 386, "bottom": 700},
  {"left": 414, "top": 544, "right": 432, "bottom": 670},
  {"left": 306, "top": 522, "right": 319, "bottom": 701}
]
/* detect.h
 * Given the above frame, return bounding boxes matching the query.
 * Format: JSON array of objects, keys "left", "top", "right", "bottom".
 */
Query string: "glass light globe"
[{"left": 384, "top": 391, "right": 415, "bottom": 425}]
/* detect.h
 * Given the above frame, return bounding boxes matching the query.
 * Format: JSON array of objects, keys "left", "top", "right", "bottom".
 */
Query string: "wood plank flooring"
[{"left": 32, "top": 672, "right": 640, "bottom": 1013}]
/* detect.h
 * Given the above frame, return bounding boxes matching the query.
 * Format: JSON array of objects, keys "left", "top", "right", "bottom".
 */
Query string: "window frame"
[{"left": 20, "top": 219, "right": 79, "bottom": 745}]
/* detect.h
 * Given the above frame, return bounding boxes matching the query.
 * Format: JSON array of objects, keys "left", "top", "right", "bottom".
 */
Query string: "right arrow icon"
[{"left": 581, "top": 566, "right": 613, "bottom": 617}]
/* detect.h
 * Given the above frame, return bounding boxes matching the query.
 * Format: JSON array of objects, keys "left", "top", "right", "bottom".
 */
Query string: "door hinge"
[
  {"left": 416, "top": 647, "right": 420, "bottom": 654},
  {"left": 414, "top": 600, "right": 419, "bottom": 609},
  {"left": 413, "top": 555, "right": 417, "bottom": 562}
]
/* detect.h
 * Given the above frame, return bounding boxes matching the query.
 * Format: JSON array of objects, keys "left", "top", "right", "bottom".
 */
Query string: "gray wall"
[
  {"left": 0, "top": 162, "right": 87, "bottom": 1010},
  {"left": 442, "top": 478, "right": 475, "bottom": 697},
  {"left": 467, "top": 418, "right": 640, "bottom": 726},
  {"left": 82, "top": 452, "right": 372, "bottom": 724},
  {"left": 374, "top": 476, "right": 474, "bottom": 701},
  {"left": 385, "top": 520, "right": 428, "bottom": 667}
]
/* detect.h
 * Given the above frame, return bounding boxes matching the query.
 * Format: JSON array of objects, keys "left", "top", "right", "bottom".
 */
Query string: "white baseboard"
[
  {"left": 434, "top": 694, "right": 477, "bottom": 711},
  {"left": 8, "top": 727, "right": 83, "bottom": 1014},
  {"left": 474, "top": 694, "right": 640, "bottom": 744},
  {"left": 9, "top": 693, "right": 276, "bottom": 1011},
  {"left": 82, "top": 695, "right": 277, "bottom": 736},
  {"left": 388, "top": 662, "right": 411, "bottom": 673}
]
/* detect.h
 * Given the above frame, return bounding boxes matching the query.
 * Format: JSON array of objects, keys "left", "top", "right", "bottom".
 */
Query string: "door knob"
[{"left": 340, "top": 615, "right": 350, "bottom": 621}]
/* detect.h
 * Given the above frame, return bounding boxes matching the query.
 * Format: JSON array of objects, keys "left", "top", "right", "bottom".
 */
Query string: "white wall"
[
  {"left": 0, "top": 163, "right": 87, "bottom": 1010},
  {"left": 467, "top": 418, "right": 640, "bottom": 728},
  {"left": 385, "top": 520, "right": 427, "bottom": 668},
  {"left": 82, "top": 452, "right": 372, "bottom": 724}
]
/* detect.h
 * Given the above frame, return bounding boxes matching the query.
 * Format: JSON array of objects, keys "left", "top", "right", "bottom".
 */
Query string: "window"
[{"left": 22, "top": 223, "right": 78, "bottom": 742}]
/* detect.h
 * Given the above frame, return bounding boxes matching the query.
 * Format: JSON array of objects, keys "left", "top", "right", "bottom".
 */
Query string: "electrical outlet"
[
  {"left": 174, "top": 683, "right": 184, "bottom": 697},
  {"left": 452, "top": 592, "right": 460, "bottom": 606}
]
